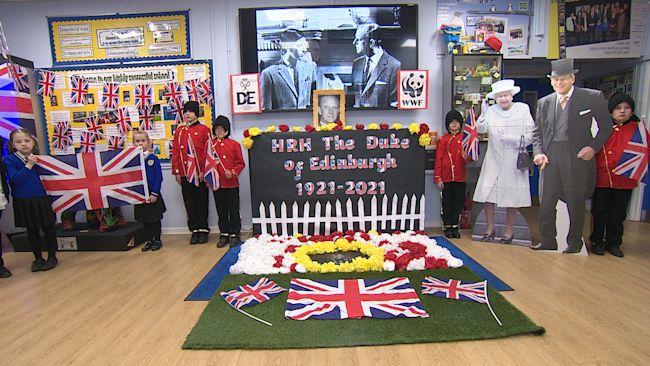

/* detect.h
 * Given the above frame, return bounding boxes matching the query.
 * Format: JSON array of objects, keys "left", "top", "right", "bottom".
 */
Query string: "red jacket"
[
  {"left": 434, "top": 132, "right": 468, "bottom": 183},
  {"left": 211, "top": 137, "right": 245, "bottom": 188},
  {"left": 595, "top": 121, "right": 639, "bottom": 189},
  {"left": 171, "top": 122, "right": 212, "bottom": 177}
]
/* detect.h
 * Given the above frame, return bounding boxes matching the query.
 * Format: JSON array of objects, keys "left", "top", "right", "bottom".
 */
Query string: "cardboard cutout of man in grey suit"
[
  {"left": 260, "top": 29, "right": 315, "bottom": 111},
  {"left": 531, "top": 59, "right": 611, "bottom": 253},
  {"left": 350, "top": 23, "right": 401, "bottom": 108}
]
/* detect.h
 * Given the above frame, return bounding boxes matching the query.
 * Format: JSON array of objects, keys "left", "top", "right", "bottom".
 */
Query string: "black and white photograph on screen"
[
  {"left": 241, "top": 5, "right": 418, "bottom": 112},
  {"left": 312, "top": 89, "right": 345, "bottom": 127}
]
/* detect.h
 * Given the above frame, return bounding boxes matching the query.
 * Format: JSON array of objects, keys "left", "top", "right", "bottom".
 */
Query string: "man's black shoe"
[
  {"left": 31, "top": 258, "right": 45, "bottom": 272},
  {"left": 563, "top": 242, "right": 583, "bottom": 254},
  {"left": 606, "top": 245, "right": 624, "bottom": 257},
  {"left": 591, "top": 241, "right": 605, "bottom": 255},
  {"left": 151, "top": 240, "right": 163, "bottom": 251},
  {"left": 142, "top": 241, "right": 153, "bottom": 252},
  {"left": 531, "top": 242, "right": 558, "bottom": 251}
]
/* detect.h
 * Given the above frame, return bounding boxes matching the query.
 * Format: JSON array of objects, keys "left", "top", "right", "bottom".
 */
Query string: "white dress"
[{"left": 473, "top": 102, "right": 535, "bottom": 208}]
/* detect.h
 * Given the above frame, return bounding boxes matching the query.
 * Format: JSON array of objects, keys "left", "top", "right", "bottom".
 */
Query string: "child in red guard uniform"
[
  {"left": 590, "top": 93, "right": 643, "bottom": 257},
  {"left": 435, "top": 110, "right": 469, "bottom": 238},
  {"left": 210, "top": 116, "right": 245, "bottom": 248}
]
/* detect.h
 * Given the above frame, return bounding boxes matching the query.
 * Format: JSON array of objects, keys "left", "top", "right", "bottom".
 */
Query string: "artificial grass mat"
[{"left": 183, "top": 267, "right": 544, "bottom": 349}]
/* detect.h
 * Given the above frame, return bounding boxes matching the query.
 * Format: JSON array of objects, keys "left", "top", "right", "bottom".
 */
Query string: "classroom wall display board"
[
  {"left": 41, "top": 60, "right": 214, "bottom": 159},
  {"left": 47, "top": 11, "right": 190, "bottom": 66},
  {"left": 248, "top": 129, "right": 426, "bottom": 235}
]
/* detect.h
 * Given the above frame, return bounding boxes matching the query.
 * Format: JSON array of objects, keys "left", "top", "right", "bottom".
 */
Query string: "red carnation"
[
  {"left": 284, "top": 245, "right": 298, "bottom": 253},
  {"left": 243, "top": 129, "right": 250, "bottom": 138},
  {"left": 273, "top": 255, "right": 284, "bottom": 268},
  {"left": 331, "top": 231, "right": 344, "bottom": 238},
  {"left": 290, "top": 263, "right": 298, "bottom": 272},
  {"left": 392, "top": 230, "right": 402, "bottom": 235},
  {"left": 359, "top": 233, "right": 370, "bottom": 241},
  {"left": 279, "top": 124, "right": 290, "bottom": 132},
  {"left": 415, "top": 230, "right": 428, "bottom": 236},
  {"left": 394, "top": 253, "right": 413, "bottom": 270},
  {"left": 297, "top": 236, "right": 308, "bottom": 243},
  {"left": 355, "top": 124, "right": 365, "bottom": 130},
  {"left": 333, "top": 124, "right": 343, "bottom": 131},
  {"left": 345, "top": 230, "right": 355, "bottom": 236},
  {"left": 305, "top": 125, "right": 315, "bottom": 132},
  {"left": 380, "top": 123, "right": 389, "bottom": 129},
  {"left": 384, "top": 250, "right": 398, "bottom": 261},
  {"left": 399, "top": 241, "right": 427, "bottom": 258},
  {"left": 419, "top": 123, "right": 430, "bottom": 134},
  {"left": 378, "top": 239, "right": 391, "bottom": 246}
]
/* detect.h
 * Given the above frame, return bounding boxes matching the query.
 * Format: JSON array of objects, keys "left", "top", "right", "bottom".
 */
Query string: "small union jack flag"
[
  {"left": 185, "top": 137, "right": 200, "bottom": 187},
  {"left": 114, "top": 107, "right": 133, "bottom": 135},
  {"left": 37, "top": 70, "right": 56, "bottom": 97},
  {"left": 139, "top": 107, "right": 154, "bottom": 131},
  {"left": 286, "top": 277, "right": 428, "bottom": 320},
  {"left": 78, "top": 131, "right": 96, "bottom": 153},
  {"left": 421, "top": 277, "right": 487, "bottom": 304},
  {"left": 7, "top": 63, "right": 28, "bottom": 92},
  {"left": 84, "top": 115, "right": 104, "bottom": 139},
  {"left": 184, "top": 79, "right": 202, "bottom": 102},
  {"left": 163, "top": 81, "right": 184, "bottom": 106},
  {"left": 167, "top": 98, "right": 183, "bottom": 123},
  {"left": 613, "top": 120, "right": 650, "bottom": 184},
  {"left": 204, "top": 139, "right": 220, "bottom": 191},
  {"left": 35, "top": 147, "right": 148, "bottom": 213},
  {"left": 198, "top": 79, "right": 213, "bottom": 104},
  {"left": 107, "top": 134, "right": 126, "bottom": 150},
  {"left": 70, "top": 76, "right": 88, "bottom": 105},
  {"left": 134, "top": 84, "right": 153, "bottom": 112},
  {"left": 102, "top": 82, "right": 120, "bottom": 110},
  {"left": 51, "top": 122, "right": 73, "bottom": 150},
  {"left": 220, "top": 277, "right": 286, "bottom": 309},
  {"left": 462, "top": 108, "right": 479, "bottom": 161}
]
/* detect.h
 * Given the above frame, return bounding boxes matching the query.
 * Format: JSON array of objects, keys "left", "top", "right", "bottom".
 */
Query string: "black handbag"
[{"left": 517, "top": 135, "right": 534, "bottom": 171}]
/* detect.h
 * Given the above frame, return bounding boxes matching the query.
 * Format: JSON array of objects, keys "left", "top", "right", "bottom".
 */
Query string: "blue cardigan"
[
  {"left": 3, "top": 153, "right": 47, "bottom": 198},
  {"left": 144, "top": 153, "right": 163, "bottom": 196}
]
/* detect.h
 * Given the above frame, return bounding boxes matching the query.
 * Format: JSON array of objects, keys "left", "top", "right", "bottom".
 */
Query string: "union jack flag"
[
  {"left": 613, "top": 121, "right": 650, "bottom": 184},
  {"left": 51, "top": 122, "right": 73, "bottom": 150},
  {"left": 198, "top": 79, "right": 213, "bottom": 104},
  {"left": 184, "top": 79, "right": 202, "bottom": 102},
  {"left": 220, "top": 277, "right": 286, "bottom": 309},
  {"left": 114, "top": 107, "right": 133, "bottom": 135},
  {"left": 35, "top": 147, "right": 148, "bottom": 213},
  {"left": 101, "top": 82, "right": 120, "bottom": 110},
  {"left": 37, "top": 70, "right": 56, "bottom": 97},
  {"left": 107, "top": 134, "right": 126, "bottom": 150},
  {"left": 139, "top": 107, "right": 154, "bottom": 131},
  {"left": 70, "top": 76, "right": 88, "bottom": 105},
  {"left": 462, "top": 108, "right": 479, "bottom": 161},
  {"left": 134, "top": 84, "right": 153, "bottom": 112},
  {"left": 78, "top": 131, "right": 96, "bottom": 153},
  {"left": 285, "top": 277, "right": 429, "bottom": 320},
  {"left": 204, "top": 139, "right": 220, "bottom": 191},
  {"left": 84, "top": 115, "right": 104, "bottom": 139},
  {"left": 0, "top": 89, "right": 33, "bottom": 140},
  {"left": 185, "top": 137, "right": 200, "bottom": 186},
  {"left": 163, "top": 81, "right": 184, "bottom": 106},
  {"left": 7, "top": 63, "right": 28, "bottom": 92},
  {"left": 167, "top": 98, "right": 183, "bottom": 123},
  {"left": 421, "top": 277, "right": 488, "bottom": 304}
]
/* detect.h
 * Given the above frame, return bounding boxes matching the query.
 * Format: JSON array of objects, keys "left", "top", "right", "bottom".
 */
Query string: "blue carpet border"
[{"left": 185, "top": 236, "right": 511, "bottom": 301}]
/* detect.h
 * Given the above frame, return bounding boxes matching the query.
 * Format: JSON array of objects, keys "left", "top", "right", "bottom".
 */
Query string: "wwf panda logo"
[{"left": 401, "top": 73, "right": 425, "bottom": 98}]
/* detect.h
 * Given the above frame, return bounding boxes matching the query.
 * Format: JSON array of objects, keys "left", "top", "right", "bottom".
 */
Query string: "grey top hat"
[{"left": 547, "top": 58, "right": 579, "bottom": 78}]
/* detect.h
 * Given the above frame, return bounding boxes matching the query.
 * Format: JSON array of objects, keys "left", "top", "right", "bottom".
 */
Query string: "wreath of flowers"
[
  {"left": 229, "top": 230, "right": 463, "bottom": 275},
  {"left": 242, "top": 122, "right": 431, "bottom": 149}
]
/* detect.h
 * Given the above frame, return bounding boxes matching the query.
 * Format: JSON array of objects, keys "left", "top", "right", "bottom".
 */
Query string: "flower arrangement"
[
  {"left": 229, "top": 230, "right": 463, "bottom": 275},
  {"left": 241, "top": 122, "right": 432, "bottom": 149}
]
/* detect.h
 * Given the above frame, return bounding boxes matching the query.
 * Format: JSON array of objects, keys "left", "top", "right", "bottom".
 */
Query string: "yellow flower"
[
  {"left": 368, "top": 229, "right": 378, "bottom": 236},
  {"left": 242, "top": 137, "right": 254, "bottom": 149},
  {"left": 315, "top": 126, "right": 322, "bottom": 132},
  {"left": 293, "top": 233, "right": 303, "bottom": 238},
  {"left": 292, "top": 126, "right": 302, "bottom": 132},
  {"left": 368, "top": 123, "right": 380, "bottom": 130},
  {"left": 343, "top": 125, "right": 353, "bottom": 130},
  {"left": 249, "top": 127, "right": 262, "bottom": 137},
  {"left": 291, "top": 238, "right": 385, "bottom": 273},
  {"left": 418, "top": 133, "right": 431, "bottom": 147},
  {"left": 408, "top": 123, "right": 420, "bottom": 135},
  {"left": 391, "top": 123, "right": 402, "bottom": 130},
  {"left": 266, "top": 125, "right": 277, "bottom": 133}
]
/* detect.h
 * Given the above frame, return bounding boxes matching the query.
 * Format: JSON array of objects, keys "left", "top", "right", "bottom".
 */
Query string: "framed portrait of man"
[{"left": 312, "top": 89, "right": 345, "bottom": 127}]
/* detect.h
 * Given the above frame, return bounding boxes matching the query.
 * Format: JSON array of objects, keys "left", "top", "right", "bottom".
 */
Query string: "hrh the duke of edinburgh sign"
[{"left": 248, "top": 129, "right": 425, "bottom": 235}]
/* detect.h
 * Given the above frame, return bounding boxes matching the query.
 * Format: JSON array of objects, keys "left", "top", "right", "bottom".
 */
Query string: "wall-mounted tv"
[{"left": 239, "top": 4, "right": 418, "bottom": 112}]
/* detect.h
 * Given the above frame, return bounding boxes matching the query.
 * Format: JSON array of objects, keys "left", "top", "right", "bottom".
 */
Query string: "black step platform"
[{"left": 8, "top": 222, "right": 147, "bottom": 251}]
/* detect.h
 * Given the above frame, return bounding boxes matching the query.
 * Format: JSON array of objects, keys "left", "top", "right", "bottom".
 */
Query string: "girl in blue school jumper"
[
  {"left": 132, "top": 130, "right": 166, "bottom": 251},
  {"left": 3, "top": 128, "right": 58, "bottom": 272}
]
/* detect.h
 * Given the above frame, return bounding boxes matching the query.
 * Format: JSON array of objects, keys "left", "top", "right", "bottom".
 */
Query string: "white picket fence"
[{"left": 252, "top": 194, "right": 426, "bottom": 235}]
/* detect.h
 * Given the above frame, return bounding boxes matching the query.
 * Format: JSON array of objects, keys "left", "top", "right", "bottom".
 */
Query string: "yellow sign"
[{"left": 48, "top": 11, "right": 190, "bottom": 65}]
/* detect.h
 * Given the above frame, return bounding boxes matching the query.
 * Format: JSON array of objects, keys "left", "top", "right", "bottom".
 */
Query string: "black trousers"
[
  {"left": 213, "top": 187, "right": 241, "bottom": 235},
  {"left": 143, "top": 221, "right": 162, "bottom": 242},
  {"left": 181, "top": 178, "right": 209, "bottom": 232},
  {"left": 26, "top": 225, "right": 57, "bottom": 260},
  {"left": 441, "top": 182, "right": 465, "bottom": 227},
  {"left": 539, "top": 142, "right": 593, "bottom": 247},
  {"left": 590, "top": 187, "right": 633, "bottom": 247}
]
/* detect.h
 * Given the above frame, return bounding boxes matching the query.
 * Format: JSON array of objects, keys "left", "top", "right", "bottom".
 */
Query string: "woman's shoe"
[
  {"left": 480, "top": 231, "right": 495, "bottom": 242},
  {"left": 500, "top": 235, "right": 514, "bottom": 244}
]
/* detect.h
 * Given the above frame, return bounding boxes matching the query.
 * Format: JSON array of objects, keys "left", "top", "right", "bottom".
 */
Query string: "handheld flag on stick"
[
  {"left": 613, "top": 116, "right": 649, "bottom": 184},
  {"left": 462, "top": 107, "right": 479, "bottom": 161},
  {"left": 204, "top": 139, "right": 220, "bottom": 191},
  {"left": 185, "top": 137, "right": 200, "bottom": 187},
  {"left": 220, "top": 277, "right": 287, "bottom": 326}
]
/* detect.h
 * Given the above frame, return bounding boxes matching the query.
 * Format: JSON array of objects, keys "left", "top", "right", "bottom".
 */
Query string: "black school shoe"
[
  {"left": 31, "top": 258, "right": 45, "bottom": 272},
  {"left": 150, "top": 240, "right": 163, "bottom": 251},
  {"left": 41, "top": 258, "right": 58, "bottom": 271},
  {"left": 190, "top": 231, "right": 200, "bottom": 244},
  {"left": 199, "top": 232, "right": 210, "bottom": 244},
  {"left": 0, "top": 266, "right": 12, "bottom": 278},
  {"left": 229, "top": 235, "right": 241, "bottom": 247},
  {"left": 217, "top": 235, "right": 230, "bottom": 248},
  {"left": 142, "top": 241, "right": 153, "bottom": 252}
]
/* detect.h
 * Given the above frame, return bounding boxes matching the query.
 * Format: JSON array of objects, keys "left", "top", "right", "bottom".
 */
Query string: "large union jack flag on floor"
[
  {"left": 34, "top": 147, "right": 148, "bottom": 213},
  {"left": 613, "top": 120, "right": 650, "bottom": 184},
  {"left": 285, "top": 277, "right": 428, "bottom": 320},
  {"left": 220, "top": 277, "right": 286, "bottom": 309},
  {"left": 421, "top": 277, "right": 487, "bottom": 304},
  {"left": 462, "top": 108, "right": 479, "bottom": 161}
]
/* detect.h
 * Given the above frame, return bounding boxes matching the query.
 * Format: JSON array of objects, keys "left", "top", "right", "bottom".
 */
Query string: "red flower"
[
  {"left": 333, "top": 124, "right": 343, "bottom": 131},
  {"left": 290, "top": 263, "right": 298, "bottom": 272},
  {"left": 394, "top": 253, "right": 413, "bottom": 270},
  {"left": 305, "top": 125, "right": 315, "bottom": 132},
  {"left": 378, "top": 239, "right": 391, "bottom": 246},
  {"left": 355, "top": 124, "right": 365, "bottom": 130},
  {"left": 345, "top": 230, "right": 355, "bottom": 236},
  {"left": 384, "top": 250, "right": 398, "bottom": 261},
  {"left": 359, "top": 233, "right": 370, "bottom": 241},
  {"left": 419, "top": 123, "right": 430, "bottom": 134},
  {"left": 424, "top": 256, "right": 449, "bottom": 269},
  {"left": 243, "top": 129, "right": 250, "bottom": 138},
  {"left": 380, "top": 123, "right": 389, "bottom": 129},
  {"left": 331, "top": 231, "right": 344, "bottom": 238},
  {"left": 297, "top": 236, "right": 308, "bottom": 243},
  {"left": 273, "top": 255, "right": 284, "bottom": 268},
  {"left": 284, "top": 245, "right": 298, "bottom": 253},
  {"left": 399, "top": 241, "right": 427, "bottom": 258},
  {"left": 415, "top": 230, "right": 428, "bottom": 236},
  {"left": 392, "top": 230, "right": 402, "bottom": 235},
  {"left": 279, "top": 124, "right": 290, "bottom": 132}
]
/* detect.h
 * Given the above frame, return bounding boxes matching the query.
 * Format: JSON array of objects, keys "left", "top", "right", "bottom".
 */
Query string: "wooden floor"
[{"left": 1, "top": 221, "right": 649, "bottom": 365}]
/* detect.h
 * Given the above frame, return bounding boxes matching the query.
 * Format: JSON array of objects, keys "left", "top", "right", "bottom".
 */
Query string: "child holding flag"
[
  {"left": 590, "top": 93, "right": 646, "bottom": 257},
  {"left": 209, "top": 115, "right": 245, "bottom": 248},
  {"left": 435, "top": 110, "right": 469, "bottom": 238}
]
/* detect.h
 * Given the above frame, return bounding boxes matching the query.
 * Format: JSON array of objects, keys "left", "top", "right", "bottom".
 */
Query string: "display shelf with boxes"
[{"left": 452, "top": 54, "right": 503, "bottom": 127}]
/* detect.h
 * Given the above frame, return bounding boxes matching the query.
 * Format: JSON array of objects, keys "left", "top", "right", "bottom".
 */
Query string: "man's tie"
[
  {"left": 362, "top": 58, "right": 371, "bottom": 86},
  {"left": 560, "top": 94, "right": 569, "bottom": 110},
  {"left": 293, "top": 67, "right": 299, "bottom": 96}
]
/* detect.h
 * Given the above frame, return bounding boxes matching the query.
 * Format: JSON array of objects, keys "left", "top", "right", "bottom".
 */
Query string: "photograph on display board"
[
  {"left": 239, "top": 5, "right": 418, "bottom": 112},
  {"left": 312, "top": 89, "right": 345, "bottom": 127}
]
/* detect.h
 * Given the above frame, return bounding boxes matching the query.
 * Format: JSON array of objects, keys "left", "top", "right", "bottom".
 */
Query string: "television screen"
[{"left": 239, "top": 5, "right": 418, "bottom": 112}]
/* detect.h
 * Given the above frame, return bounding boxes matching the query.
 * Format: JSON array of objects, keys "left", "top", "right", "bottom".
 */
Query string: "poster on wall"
[
  {"left": 47, "top": 11, "right": 190, "bottom": 66},
  {"left": 42, "top": 60, "right": 214, "bottom": 159},
  {"left": 559, "top": 0, "right": 647, "bottom": 59},
  {"left": 230, "top": 73, "right": 261, "bottom": 114},
  {"left": 436, "top": 0, "right": 532, "bottom": 58},
  {"left": 397, "top": 70, "right": 428, "bottom": 110},
  {"left": 248, "top": 130, "right": 426, "bottom": 235}
]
